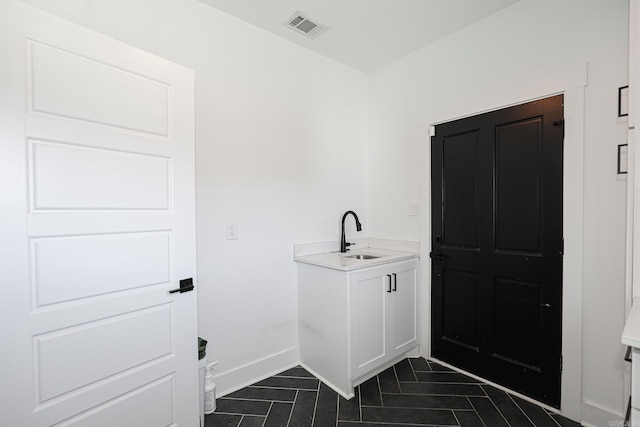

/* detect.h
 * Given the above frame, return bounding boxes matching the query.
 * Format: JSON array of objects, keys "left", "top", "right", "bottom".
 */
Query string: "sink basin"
[{"left": 346, "top": 254, "right": 383, "bottom": 260}]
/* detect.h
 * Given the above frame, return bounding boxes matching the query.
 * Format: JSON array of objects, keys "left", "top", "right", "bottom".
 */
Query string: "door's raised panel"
[
  {"left": 35, "top": 305, "right": 172, "bottom": 403},
  {"left": 493, "top": 277, "right": 542, "bottom": 371},
  {"left": 32, "top": 232, "right": 171, "bottom": 308},
  {"left": 442, "top": 131, "right": 480, "bottom": 249},
  {"left": 32, "top": 356, "right": 176, "bottom": 427},
  {"left": 28, "top": 40, "right": 169, "bottom": 136},
  {"left": 30, "top": 140, "right": 171, "bottom": 211},
  {"left": 494, "top": 118, "right": 542, "bottom": 254},
  {"left": 53, "top": 376, "right": 174, "bottom": 427},
  {"left": 442, "top": 269, "right": 479, "bottom": 351}
]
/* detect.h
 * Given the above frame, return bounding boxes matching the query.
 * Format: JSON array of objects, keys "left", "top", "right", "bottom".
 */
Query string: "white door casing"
[{"left": 0, "top": 2, "right": 198, "bottom": 426}]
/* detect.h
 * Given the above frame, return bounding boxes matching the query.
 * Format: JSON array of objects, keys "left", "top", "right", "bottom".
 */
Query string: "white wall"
[
  {"left": 367, "top": 0, "right": 629, "bottom": 424},
  {"left": 18, "top": 0, "right": 370, "bottom": 393}
]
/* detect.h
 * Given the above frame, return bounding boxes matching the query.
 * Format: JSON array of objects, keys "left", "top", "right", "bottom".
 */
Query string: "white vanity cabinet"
[{"left": 297, "top": 258, "right": 419, "bottom": 398}]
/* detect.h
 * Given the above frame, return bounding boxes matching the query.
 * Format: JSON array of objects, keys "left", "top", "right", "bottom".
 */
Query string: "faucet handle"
[{"left": 345, "top": 242, "right": 356, "bottom": 250}]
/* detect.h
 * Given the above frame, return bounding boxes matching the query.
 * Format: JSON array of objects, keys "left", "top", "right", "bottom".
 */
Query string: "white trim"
[
  {"left": 562, "top": 86, "right": 585, "bottom": 422},
  {"left": 580, "top": 399, "right": 624, "bottom": 427},
  {"left": 420, "top": 126, "right": 433, "bottom": 362},
  {"left": 213, "top": 346, "right": 300, "bottom": 398},
  {"left": 418, "top": 62, "right": 587, "bottom": 129}
]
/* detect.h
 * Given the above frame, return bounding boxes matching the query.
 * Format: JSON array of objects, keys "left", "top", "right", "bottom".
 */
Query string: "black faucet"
[{"left": 340, "top": 210, "right": 362, "bottom": 253}]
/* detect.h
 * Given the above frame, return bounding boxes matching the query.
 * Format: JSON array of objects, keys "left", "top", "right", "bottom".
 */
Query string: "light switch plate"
[
  {"left": 225, "top": 222, "right": 238, "bottom": 240},
  {"left": 409, "top": 202, "right": 420, "bottom": 216}
]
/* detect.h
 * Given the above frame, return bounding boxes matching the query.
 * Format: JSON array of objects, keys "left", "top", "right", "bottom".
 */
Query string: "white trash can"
[{"left": 198, "top": 356, "right": 208, "bottom": 427}]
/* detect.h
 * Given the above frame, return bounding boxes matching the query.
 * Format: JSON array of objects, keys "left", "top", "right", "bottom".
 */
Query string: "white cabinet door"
[
  {"left": 350, "top": 260, "right": 418, "bottom": 380},
  {"left": 0, "top": 2, "right": 198, "bottom": 426},
  {"left": 350, "top": 268, "right": 389, "bottom": 379},
  {"left": 390, "top": 265, "right": 418, "bottom": 358}
]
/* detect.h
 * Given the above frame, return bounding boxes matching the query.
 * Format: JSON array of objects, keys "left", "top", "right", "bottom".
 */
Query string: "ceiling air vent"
[{"left": 284, "top": 11, "right": 328, "bottom": 39}]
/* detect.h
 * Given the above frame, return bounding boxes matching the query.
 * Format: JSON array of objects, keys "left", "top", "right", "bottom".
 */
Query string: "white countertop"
[
  {"left": 622, "top": 298, "right": 640, "bottom": 348},
  {"left": 294, "top": 247, "right": 419, "bottom": 271}
]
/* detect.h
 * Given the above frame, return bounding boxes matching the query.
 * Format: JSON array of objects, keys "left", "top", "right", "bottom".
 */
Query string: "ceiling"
[{"left": 197, "top": 0, "right": 521, "bottom": 72}]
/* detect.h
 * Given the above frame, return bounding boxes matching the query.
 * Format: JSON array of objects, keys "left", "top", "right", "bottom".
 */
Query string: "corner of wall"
[{"left": 213, "top": 346, "right": 300, "bottom": 397}]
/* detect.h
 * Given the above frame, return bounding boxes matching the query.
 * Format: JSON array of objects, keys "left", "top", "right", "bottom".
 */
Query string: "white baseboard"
[
  {"left": 213, "top": 346, "right": 300, "bottom": 398},
  {"left": 580, "top": 400, "right": 624, "bottom": 427}
]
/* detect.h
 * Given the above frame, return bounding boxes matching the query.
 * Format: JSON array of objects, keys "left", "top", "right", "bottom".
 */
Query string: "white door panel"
[
  {"left": 53, "top": 376, "right": 175, "bottom": 427},
  {"left": 33, "top": 363, "right": 177, "bottom": 427},
  {"left": 28, "top": 40, "right": 170, "bottom": 136},
  {"left": 35, "top": 305, "right": 172, "bottom": 403},
  {"left": 30, "top": 140, "right": 171, "bottom": 211},
  {"left": 1, "top": 2, "right": 198, "bottom": 426},
  {"left": 32, "top": 232, "right": 171, "bottom": 307}
]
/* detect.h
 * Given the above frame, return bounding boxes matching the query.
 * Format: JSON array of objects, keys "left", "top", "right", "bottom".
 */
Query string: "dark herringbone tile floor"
[{"left": 205, "top": 358, "right": 580, "bottom": 427}]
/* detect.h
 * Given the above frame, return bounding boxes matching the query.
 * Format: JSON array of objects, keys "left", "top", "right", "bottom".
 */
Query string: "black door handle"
[
  {"left": 392, "top": 273, "right": 397, "bottom": 292},
  {"left": 169, "top": 278, "right": 194, "bottom": 294},
  {"left": 386, "top": 275, "right": 392, "bottom": 293},
  {"left": 430, "top": 252, "right": 449, "bottom": 261}
]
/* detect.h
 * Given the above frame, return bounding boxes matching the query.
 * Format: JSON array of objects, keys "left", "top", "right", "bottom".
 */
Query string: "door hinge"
[
  {"left": 559, "top": 355, "right": 563, "bottom": 373},
  {"left": 558, "top": 238, "right": 564, "bottom": 257}
]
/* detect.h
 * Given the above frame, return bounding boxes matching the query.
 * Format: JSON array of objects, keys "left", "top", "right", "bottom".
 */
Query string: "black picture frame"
[
  {"left": 618, "top": 143, "right": 628, "bottom": 174},
  {"left": 619, "top": 85, "right": 629, "bottom": 117}
]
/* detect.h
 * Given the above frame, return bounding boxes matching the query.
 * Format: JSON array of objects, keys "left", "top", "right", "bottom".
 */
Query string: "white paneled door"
[{"left": 0, "top": 2, "right": 198, "bottom": 426}]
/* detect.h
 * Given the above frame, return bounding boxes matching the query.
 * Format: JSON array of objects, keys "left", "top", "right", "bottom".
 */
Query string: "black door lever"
[
  {"left": 430, "top": 252, "right": 449, "bottom": 261},
  {"left": 169, "top": 278, "right": 195, "bottom": 294}
]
